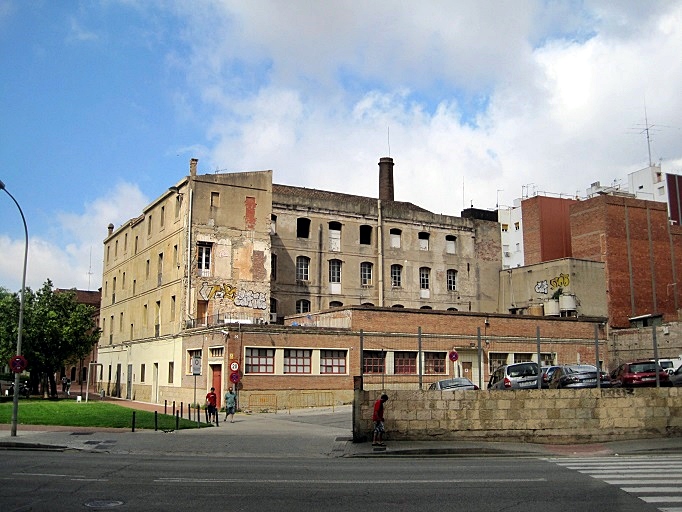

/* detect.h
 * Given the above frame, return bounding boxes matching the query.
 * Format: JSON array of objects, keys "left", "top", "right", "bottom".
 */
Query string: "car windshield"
[
  {"left": 566, "top": 365, "right": 597, "bottom": 374},
  {"left": 630, "top": 363, "right": 658, "bottom": 373},
  {"left": 508, "top": 363, "right": 537, "bottom": 378},
  {"left": 439, "top": 378, "right": 472, "bottom": 389}
]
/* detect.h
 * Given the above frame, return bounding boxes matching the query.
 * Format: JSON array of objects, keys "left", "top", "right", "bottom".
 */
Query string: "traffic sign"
[
  {"left": 9, "top": 355, "right": 27, "bottom": 373},
  {"left": 192, "top": 357, "right": 201, "bottom": 376},
  {"left": 449, "top": 350, "right": 459, "bottom": 362},
  {"left": 229, "top": 371, "right": 240, "bottom": 384},
  {"left": 229, "top": 360, "right": 239, "bottom": 372}
]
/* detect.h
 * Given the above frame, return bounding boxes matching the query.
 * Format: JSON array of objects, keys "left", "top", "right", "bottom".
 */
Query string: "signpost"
[{"left": 192, "top": 357, "right": 201, "bottom": 420}]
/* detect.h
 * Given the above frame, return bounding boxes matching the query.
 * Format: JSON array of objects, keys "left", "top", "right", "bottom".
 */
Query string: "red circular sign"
[
  {"left": 229, "top": 371, "right": 241, "bottom": 383},
  {"left": 449, "top": 350, "right": 459, "bottom": 362},
  {"left": 9, "top": 355, "right": 27, "bottom": 373}
]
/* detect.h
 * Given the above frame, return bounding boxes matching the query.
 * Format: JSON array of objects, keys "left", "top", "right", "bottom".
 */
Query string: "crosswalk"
[{"left": 548, "top": 455, "right": 682, "bottom": 512}]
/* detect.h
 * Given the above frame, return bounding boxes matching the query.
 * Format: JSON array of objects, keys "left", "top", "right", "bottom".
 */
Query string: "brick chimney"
[
  {"left": 189, "top": 158, "right": 198, "bottom": 177},
  {"left": 107, "top": 223, "right": 114, "bottom": 236},
  {"left": 378, "top": 157, "right": 394, "bottom": 201}
]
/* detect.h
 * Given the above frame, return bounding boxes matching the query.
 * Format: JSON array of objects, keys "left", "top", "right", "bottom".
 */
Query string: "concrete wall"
[{"left": 355, "top": 388, "right": 682, "bottom": 444}]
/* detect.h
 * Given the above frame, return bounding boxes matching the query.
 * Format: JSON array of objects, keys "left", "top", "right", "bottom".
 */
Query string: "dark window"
[
  {"left": 359, "top": 225, "right": 372, "bottom": 245},
  {"left": 297, "top": 218, "right": 311, "bottom": 238},
  {"left": 363, "top": 351, "right": 385, "bottom": 374},
  {"left": 394, "top": 352, "right": 417, "bottom": 374}
]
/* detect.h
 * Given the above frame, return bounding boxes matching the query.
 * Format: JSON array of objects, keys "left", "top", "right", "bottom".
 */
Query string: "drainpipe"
[
  {"left": 377, "top": 199, "right": 384, "bottom": 306},
  {"left": 185, "top": 188, "right": 193, "bottom": 323}
]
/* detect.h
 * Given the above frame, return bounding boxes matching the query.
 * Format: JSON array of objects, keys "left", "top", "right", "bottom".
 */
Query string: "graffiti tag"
[{"left": 534, "top": 273, "right": 570, "bottom": 295}]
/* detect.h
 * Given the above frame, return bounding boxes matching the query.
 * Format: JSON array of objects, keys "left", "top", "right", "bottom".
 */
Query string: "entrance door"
[
  {"left": 126, "top": 364, "right": 133, "bottom": 399},
  {"left": 462, "top": 361, "right": 473, "bottom": 381},
  {"left": 211, "top": 364, "right": 222, "bottom": 409}
]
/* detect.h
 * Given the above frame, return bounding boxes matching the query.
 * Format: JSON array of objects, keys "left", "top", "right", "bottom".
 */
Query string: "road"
[{"left": 3, "top": 451, "right": 681, "bottom": 511}]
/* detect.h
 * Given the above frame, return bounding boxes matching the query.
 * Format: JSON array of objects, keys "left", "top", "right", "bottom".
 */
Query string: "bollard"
[
  {"left": 180, "top": 402, "right": 183, "bottom": 419},
  {"left": 132, "top": 411, "right": 136, "bottom": 432},
  {"left": 196, "top": 404, "right": 200, "bottom": 428},
  {"left": 172, "top": 400, "right": 176, "bottom": 417},
  {"left": 164, "top": 400, "right": 167, "bottom": 415},
  {"left": 154, "top": 411, "right": 158, "bottom": 431},
  {"left": 176, "top": 411, "right": 180, "bottom": 430}
]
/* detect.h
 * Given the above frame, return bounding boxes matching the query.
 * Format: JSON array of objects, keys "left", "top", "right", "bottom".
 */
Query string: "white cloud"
[{"left": 0, "top": 183, "right": 148, "bottom": 293}]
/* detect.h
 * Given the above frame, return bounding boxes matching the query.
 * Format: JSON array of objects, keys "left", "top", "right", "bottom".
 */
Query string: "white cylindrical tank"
[{"left": 559, "top": 294, "right": 577, "bottom": 312}]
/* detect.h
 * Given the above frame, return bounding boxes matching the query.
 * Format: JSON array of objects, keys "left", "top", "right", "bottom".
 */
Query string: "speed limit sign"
[{"left": 229, "top": 360, "right": 239, "bottom": 372}]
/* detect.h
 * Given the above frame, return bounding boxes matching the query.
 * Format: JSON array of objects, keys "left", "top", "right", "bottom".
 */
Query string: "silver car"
[{"left": 487, "top": 362, "right": 540, "bottom": 390}]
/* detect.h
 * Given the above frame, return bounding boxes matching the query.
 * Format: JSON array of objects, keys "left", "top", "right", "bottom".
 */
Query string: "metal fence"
[{"left": 358, "top": 326, "right": 605, "bottom": 391}]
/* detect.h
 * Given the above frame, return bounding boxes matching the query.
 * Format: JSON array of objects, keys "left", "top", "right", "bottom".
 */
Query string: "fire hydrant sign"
[{"left": 192, "top": 357, "right": 201, "bottom": 376}]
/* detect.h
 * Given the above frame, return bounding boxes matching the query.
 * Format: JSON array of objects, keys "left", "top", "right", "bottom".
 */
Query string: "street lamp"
[{"left": 0, "top": 180, "right": 29, "bottom": 437}]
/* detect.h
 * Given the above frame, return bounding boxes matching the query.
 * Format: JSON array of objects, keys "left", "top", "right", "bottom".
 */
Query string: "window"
[
  {"left": 174, "top": 195, "right": 181, "bottom": 218},
  {"left": 514, "top": 222, "right": 520, "bottom": 231},
  {"left": 270, "top": 214, "right": 277, "bottom": 235},
  {"left": 363, "top": 351, "right": 385, "bottom": 374},
  {"left": 501, "top": 224, "right": 509, "bottom": 232},
  {"left": 329, "top": 259, "right": 342, "bottom": 283},
  {"left": 173, "top": 245, "right": 178, "bottom": 266},
  {"left": 296, "top": 256, "right": 310, "bottom": 282},
  {"left": 359, "top": 225, "right": 372, "bottom": 245},
  {"left": 389, "top": 228, "right": 401, "bottom": 248},
  {"left": 210, "top": 192, "right": 220, "bottom": 207},
  {"left": 198, "top": 242, "right": 212, "bottom": 277},
  {"left": 160, "top": 206, "right": 165, "bottom": 228},
  {"left": 187, "top": 349, "right": 202, "bottom": 373},
  {"left": 115, "top": 240, "right": 118, "bottom": 258},
  {"left": 158, "top": 252, "right": 164, "bottom": 286},
  {"left": 418, "top": 232, "right": 430, "bottom": 250},
  {"left": 168, "top": 362, "right": 174, "bottom": 383},
  {"left": 297, "top": 218, "right": 311, "bottom": 238},
  {"left": 394, "top": 351, "right": 417, "bottom": 374},
  {"left": 106, "top": 245, "right": 110, "bottom": 264},
  {"left": 514, "top": 353, "right": 533, "bottom": 363},
  {"left": 424, "top": 352, "right": 446, "bottom": 374},
  {"left": 271, "top": 253, "right": 277, "bottom": 281},
  {"left": 284, "top": 349, "right": 311, "bottom": 373},
  {"left": 296, "top": 299, "right": 311, "bottom": 313},
  {"left": 134, "top": 236, "right": 139, "bottom": 254},
  {"left": 320, "top": 350, "right": 346, "bottom": 374},
  {"left": 390, "top": 264, "right": 402, "bottom": 287},
  {"left": 329, "top": 221, "right": 341, "bottom": 252},
  {"left": 140, "top": 364, "right": 146, "bottom": 382},
  {"left": 329, "top": 301, "right": 343, "bottom": 307},
  {"left": 147, "top": 215, "right": 153, "bottom": 235},
  {"left": 245, "top": 348, "right": 274, "bottom": 373},
  {"left": 420, "top": 267, "right": 430, "bottom": 289},
  {"left": 270, "top": 298, "right": 277, "bottom": 318},
  {"left": 124, "top": 233, "right": 128, "bottom": 252},
  {"left": 210, "top": 347, "right": 224, "bottom": 358},
  {"left": 447, "top": 269, "right": 458, "bottom": 291},
  {"left": 171, "top": 295, "right": 176, "bottom": 320},
  {"left": 445, "top": 235, "right": 457, "bottom": 254},
  {"left": 360, "top": 261, "right": 373, "bottom": 286},
  {"left": 146, "top": 259, "right": 150, "bottom": 279},
  {"left": 489, "top": 353, "right": 508, "bottom": 373}
]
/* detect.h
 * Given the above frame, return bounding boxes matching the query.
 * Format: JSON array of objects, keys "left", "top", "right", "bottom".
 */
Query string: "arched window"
[
  {"left": 360, "top": 261, "right": 373, "bottom": 286},
  {"left": 390, "top": 264, "right": 402, "bottom": 287}
]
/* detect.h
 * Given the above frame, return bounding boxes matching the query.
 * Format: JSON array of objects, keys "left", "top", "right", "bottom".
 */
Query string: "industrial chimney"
[{"left": 378, "top": 157, "right": 394, "bottom": 202}]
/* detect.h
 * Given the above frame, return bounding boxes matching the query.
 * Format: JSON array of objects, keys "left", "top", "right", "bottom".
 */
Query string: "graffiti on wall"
[
  {"left": 199, "top": 282, "right": 267, "bottom": 310},
  {"left": 534, "top": 273, "right": 570, "bottom": 295}
]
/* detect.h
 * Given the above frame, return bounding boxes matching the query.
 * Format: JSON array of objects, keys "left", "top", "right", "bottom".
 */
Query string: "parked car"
[
  {"left": 610, "top": 361, "right": 672, "bottom": 388},
  {"left": 548, "top": 364, "right": 612, "bottom": 389},
  {"left": 670, "top": 366, "right": 682, "bottom": 387},
  {"left": 487, "top": 362, "right": 539, "bottom": 390},
  {"left": 428, "top": 378, "right": 479, "bottom": 391},
  {"left": 541, "top": 365, "right": 561, "bottom": 389}
]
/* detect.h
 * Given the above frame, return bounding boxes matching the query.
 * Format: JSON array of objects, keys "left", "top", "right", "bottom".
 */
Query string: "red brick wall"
[
  {"left": 571, "top": 195, "right": 678, "bottom": 327},
  {"left": 522, "top": 196, "right": 575, "bottom": 265}
]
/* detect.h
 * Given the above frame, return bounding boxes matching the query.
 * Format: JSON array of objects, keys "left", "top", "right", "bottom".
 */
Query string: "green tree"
[
  {"left": 0, "top": 280, "right": 100, "bottom": 397},
  {"left": 0, "top": 286, "right": 23, "bottom": 365}
]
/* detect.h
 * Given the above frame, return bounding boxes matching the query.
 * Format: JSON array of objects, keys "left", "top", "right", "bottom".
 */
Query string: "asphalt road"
[{"left": 0, "top": 451, "right": 671, "bottom": 511}]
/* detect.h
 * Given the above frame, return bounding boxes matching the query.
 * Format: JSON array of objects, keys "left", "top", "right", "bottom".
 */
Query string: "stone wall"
[{"left": 354, "top": 388, "right": 682, "bottom": 444}]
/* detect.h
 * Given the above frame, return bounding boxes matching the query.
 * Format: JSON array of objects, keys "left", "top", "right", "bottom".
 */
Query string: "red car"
[{"left": 610, "top": 361, "right": 672, "bottom": 388}]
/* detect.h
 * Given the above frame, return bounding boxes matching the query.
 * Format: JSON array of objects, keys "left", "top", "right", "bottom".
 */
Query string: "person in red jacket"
[{"left": 372, "top": 394, "right": 389, "bottom": 446}]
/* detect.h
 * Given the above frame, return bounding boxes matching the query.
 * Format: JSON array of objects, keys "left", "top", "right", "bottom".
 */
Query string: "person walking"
[
  {"left": 61, "top": 376, "right": 68, "bottom": 394},
  {"left": 372, "top": 393, "right": 389, "bottom": 447},
  {"left": 224, "top": 387, "right": 237, "bottom": 422},
  {"left": 205, "top": 387, "right": 218, "bottom": 424}
]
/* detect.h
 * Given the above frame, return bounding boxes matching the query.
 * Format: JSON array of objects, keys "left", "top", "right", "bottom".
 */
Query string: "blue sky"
[{"left": 1, "top": 0, "right": 681, "bottom": 293}]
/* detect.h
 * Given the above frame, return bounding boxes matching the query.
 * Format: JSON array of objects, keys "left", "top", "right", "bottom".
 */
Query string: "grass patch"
[{"left": 0, "top": 400, "right": 211, "bottom": 430}]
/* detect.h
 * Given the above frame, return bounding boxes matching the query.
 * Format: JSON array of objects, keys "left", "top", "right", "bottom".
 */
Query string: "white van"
[{"left": 656, "top": 357, "right": 682, "bottom": 375}]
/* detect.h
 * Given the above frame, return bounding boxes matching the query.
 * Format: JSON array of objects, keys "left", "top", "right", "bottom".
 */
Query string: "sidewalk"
[{"left": 2, "top": 398, "right": 682, "bottom": 458}]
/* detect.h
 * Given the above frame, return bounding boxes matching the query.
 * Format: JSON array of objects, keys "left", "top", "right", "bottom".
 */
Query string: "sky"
[{"left": 1, "top": 0, "right": 681, "bottom": 294}]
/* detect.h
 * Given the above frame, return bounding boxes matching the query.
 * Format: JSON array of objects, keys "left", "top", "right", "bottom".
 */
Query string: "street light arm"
[{"left": 1, "top": 180, "right": 29, "bottom": 437}]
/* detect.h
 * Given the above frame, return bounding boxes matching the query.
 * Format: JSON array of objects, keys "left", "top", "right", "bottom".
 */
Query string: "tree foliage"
[{"left": 0, "top": 280, "right": 100, "bottom": 396}]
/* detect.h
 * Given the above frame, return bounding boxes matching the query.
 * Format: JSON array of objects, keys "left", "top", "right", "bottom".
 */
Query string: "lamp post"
[{"left": 0, "top": 180, "right": 29, "bottom": 437}]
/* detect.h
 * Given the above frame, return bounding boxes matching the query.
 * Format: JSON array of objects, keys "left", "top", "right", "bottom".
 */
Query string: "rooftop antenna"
[
  {"left": 87, "top": 246, "right": 94, "bottom": 291},
  {"left": 644, "top": 102, "right": 653, "bottom": 167}
]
